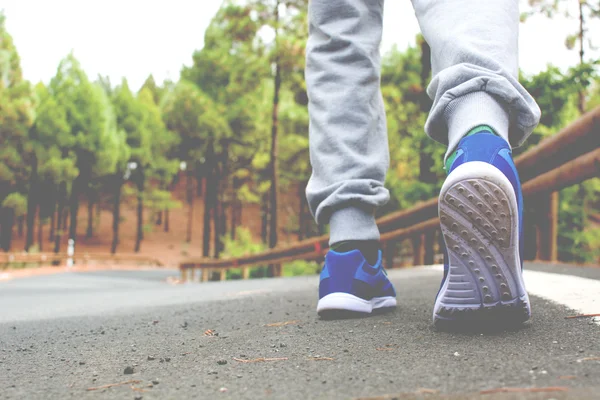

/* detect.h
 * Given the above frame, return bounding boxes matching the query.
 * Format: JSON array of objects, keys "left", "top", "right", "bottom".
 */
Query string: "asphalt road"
[{"left": 1, "top": 264, "right": 599, "bottom": 400}]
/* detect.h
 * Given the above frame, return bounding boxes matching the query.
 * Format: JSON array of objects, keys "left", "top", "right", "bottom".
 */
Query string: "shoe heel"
[{"left": 434, "top": 162, "right": 531, "bottom": 326}]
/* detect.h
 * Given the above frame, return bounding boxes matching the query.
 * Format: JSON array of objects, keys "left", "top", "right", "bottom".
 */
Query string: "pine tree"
[{"left": 0, "top": 12, "right": 35, "bottom": 251}]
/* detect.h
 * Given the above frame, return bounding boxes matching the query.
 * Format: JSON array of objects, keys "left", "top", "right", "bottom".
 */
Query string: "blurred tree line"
[{"left": 0, "top": 0, "right": 598, "bottom": 263}]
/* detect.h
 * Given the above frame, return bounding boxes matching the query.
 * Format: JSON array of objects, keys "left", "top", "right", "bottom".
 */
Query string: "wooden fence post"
[
  {"left": 385, "top": 240, "right": 396, "bottom": 268},
  {"left": 536, "top": 191, "right": 559, "bottom": 262},
  {"left": 424, "top": 231, "right": 435, "bottom": 265},
  {"left": 202, "top": 269, "right": 210, "bottom": 282},
  {"left": 412, "top": 234, "right": 425, "bottom": 266}
]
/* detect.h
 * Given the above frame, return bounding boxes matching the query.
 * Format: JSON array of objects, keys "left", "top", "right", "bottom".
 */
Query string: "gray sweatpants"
[{"left": 305, "top": 0, "right": 541, "bottom": 244}]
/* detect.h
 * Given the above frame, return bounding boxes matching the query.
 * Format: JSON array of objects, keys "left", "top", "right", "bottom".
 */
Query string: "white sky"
[{"left": 3, "top": 1, "right": 598, "bottom": 91}]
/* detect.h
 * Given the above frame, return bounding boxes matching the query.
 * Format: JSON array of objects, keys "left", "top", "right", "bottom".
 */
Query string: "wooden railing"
[
  {"left": 0, "top": 252, "right": 163, "bottom": 267},
  {"left": 180, "top": 107, "right": 600, "bottom": 282}
]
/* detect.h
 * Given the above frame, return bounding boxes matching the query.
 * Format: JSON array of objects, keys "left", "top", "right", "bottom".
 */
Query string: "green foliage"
[
  {"left": 162, "top": 80, "right": 230, "bottom": 163},
  {"left": 0, "top": 11, "right": 36, "bottom": 250},
  {"left": 112, "top": 80, "right": 142, "bottom": 165},
  {"left": 222, "top": 227, "right": 267, "bottom": 258},
  {"left": 521, "top": 66, "right": 579, "bottom": 129},
  {"left": 48, "top": 54, "right": 121, "bottom": 178},
  {"left": 558, "top": 179, "right": 600, "bottom": 263},
  {"left": 2, "top": 192, "right": 26, "bottom": 216},
  {"left": 223, "top": 227, "right": 269, "bottom": 279},
  {"left": 282, "top": 259, "right": 320, "bottom": 277},
  {"left": 144, "top": 189, "right": 182, "bottom": 223},
  {"left": 379, "top": 42, "right": 444, "bottom": 214},
  {"left": 520, "top": 62, "right": 600, "bottom": 264}
]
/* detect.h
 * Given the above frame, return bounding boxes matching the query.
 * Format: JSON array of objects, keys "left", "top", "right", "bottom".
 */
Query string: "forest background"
[{"left": 1, "top": 0, "right": 599, "bottom": 277}]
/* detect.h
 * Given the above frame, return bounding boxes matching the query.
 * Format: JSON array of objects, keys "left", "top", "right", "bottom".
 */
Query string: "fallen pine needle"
[
  {"left": 480, "top": 387, "right": 568, "bottom": 394},
  {"left": 376, "top": 348, "right": 394, "bottom": 351},
  {"left": 233, "top": 357, "right": 288, "bottom": 363},
  {"left": 565, "top": 313, "right": 600, "bottom": 319},
  {"left": 265, "top": 320, "right": 300, "bottom": 327},
  {"left": 559, "top": 376, "right": 577, "bottom": 380},
  {"left": 577, "top": 357, "right": 600, "bottom": 362},
  {"left": 87, "top": 380, "right": 142, "bottom": 391},
  {"left": 308, "top": 357, "right": 334, "bottom": 361},
  {"left": 355, "top": 389, "right": 439, "bottom": 400},
  {"left": 131, "top": 386, "right": 147, "bottom": 393},
  {"left": 416, "top": 388, "right": 439, "bottom": 394}
]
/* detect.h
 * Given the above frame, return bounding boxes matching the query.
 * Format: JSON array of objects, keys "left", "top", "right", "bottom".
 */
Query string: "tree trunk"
[
  {"left": 418, "top": 38, "right": 436, "bottom": 185},
  {"left": 318, "top": 222, "right": 325, "bottom": 236},
  {"left": 111, "top": 174, "right": 123, "bottom": 254},
  {"left": 230, "top": 202, "right": 236, "bottom": 241},
  {"left": 261, "top": 191, "right": 269, "bottom": 244},
  {"left": 419, "top": 37, "right": 432, "bottom": 109},
  {"left": 54, "top": 181, "right": 67, "bottom": 253},
  {"left": 203, "top": 147, "right": 215, "bottom": 257},
  {"left": 214, "top": 191, "right": 220, "bottom": 259},
  {"left": 68, "top": 175, "right": 82, "bottom": 244},
  {"left": 37, "top": 206, "right": 44, "bottom": 252},
  {"left": 156, "top": 211, "right": 162, "bottom": 226},
  {"left": 213, "top": 163, "right": 221, "bottom": 259},
  {"left": 196, "top": 168, "right": 204, "bottom": 197},
  {"left": 95, "top": 201, "right": 101, "bottom": 232},
  {"left": 164, "top": 178, "right": 170, "bottom": 233},
  {"left": 25, "top": 153, "right": 39, "bottom": 251},
  {"left": 186, "top": 169, "right": 194, "bottom": 243},
  {"left": 298, "top": 181, "right": 307, "bottom": 241},
  {"left": 218, "top": 143, "right": 229, "bottom": 252},
  {"left": 203, "top": 170, "right": 212, "bottom": 257},
  {"left": 219, "top": 189, "right": 227, "bottom": 254},
  {"left": 134, "top": 169, "right": 145, "bottom": 253},
  {"left": 49, "top": 206, "right": 55, "bottom": 242},
  {"left": 230, "top": 177, "right": 239, "bottom": 240},
  {"left": 578, "top": 0, "right": 586, "bottom": 114},
  {"left": 0, "top": 208, "right": 15, "bottom": 251},
  {"left": 62, "top": 209, "right": 68, "bottom": 235},
  {"left": 268, "top": 0, "right": 281, "bottom": 253},
  {"left": 86, "top": 195, "right": 94, "bottom": 239}
]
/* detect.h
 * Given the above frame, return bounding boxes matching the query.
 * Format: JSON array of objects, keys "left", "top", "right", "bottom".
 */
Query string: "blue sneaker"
[
  {"left": 317, "top": 249, "right": 397, "bottom": 318},
  {"left": 434, "top": 128, "right": 531, "bottom": 327}
]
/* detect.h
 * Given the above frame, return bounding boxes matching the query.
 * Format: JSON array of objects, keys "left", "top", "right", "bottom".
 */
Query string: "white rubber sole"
[
  {"left": 317, "top": 292, "right": 397, "bottom": 315},
  {"left": 433, "top": 161, "right": 531, "bottom": 325}
]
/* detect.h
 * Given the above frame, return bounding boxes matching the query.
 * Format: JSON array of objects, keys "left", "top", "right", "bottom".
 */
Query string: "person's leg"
[
  {"left": 412, "top": 0, "right": 540, "bottom": 159},
  {"left": 306, "top": 0, "right": 396, "bottom": 317},
  {"left": 412, "top": 0, "right": 541, "bottom": 326}
]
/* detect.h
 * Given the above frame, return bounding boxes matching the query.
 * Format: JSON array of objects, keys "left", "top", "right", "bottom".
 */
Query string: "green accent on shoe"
[
  {"left": 444, "top": 125, "right": 498, "bottom": 174},
  {"left": 466, "top": 124, "right": 496, "bottom": 137},
  {"left": 444, "top": 149, "right": 460, "bottom": 174}
]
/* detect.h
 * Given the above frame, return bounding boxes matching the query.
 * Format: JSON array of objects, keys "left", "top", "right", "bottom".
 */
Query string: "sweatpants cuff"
[
  {"left": 444, "top": 91, "right": 510, "bottom": 161},
  {"left": 329, "top": 207, "right": 380, "bottom": 245}
]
